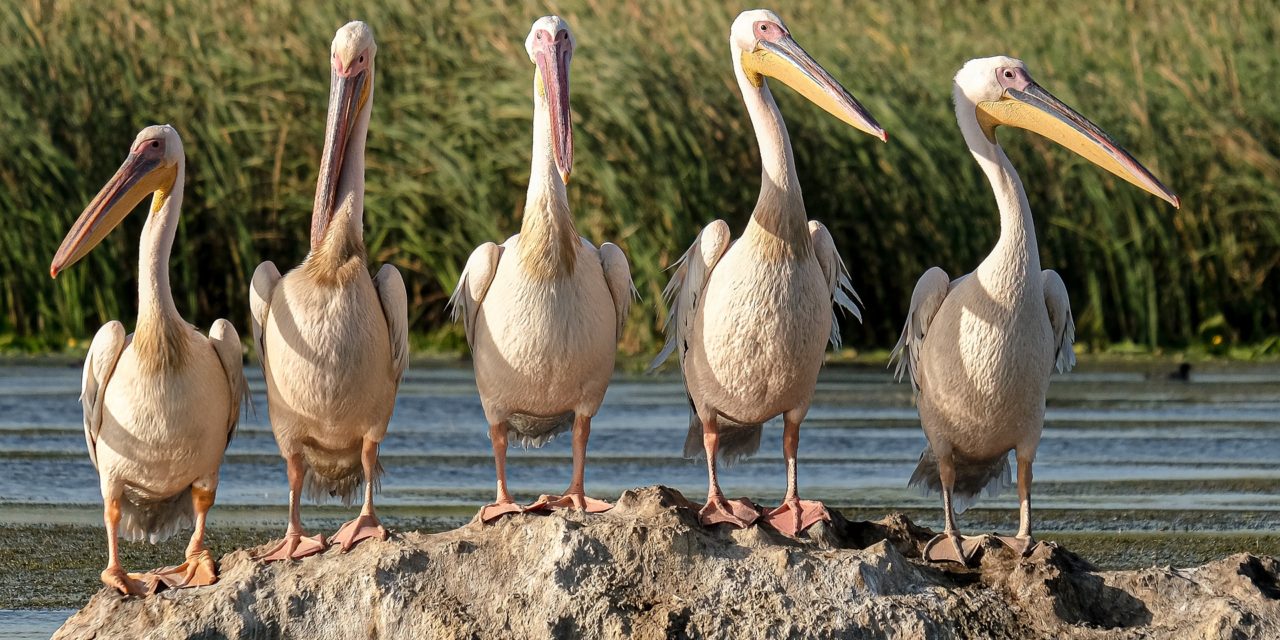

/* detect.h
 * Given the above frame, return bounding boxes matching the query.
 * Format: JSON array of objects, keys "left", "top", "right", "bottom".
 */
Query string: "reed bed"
[{"left": 1, "top": 0, "right": 1276, "bottom": 354}]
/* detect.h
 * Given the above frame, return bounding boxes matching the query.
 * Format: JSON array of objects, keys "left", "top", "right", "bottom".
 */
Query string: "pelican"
[
  {"left": 251, "top": 21, "right": 407, "bottom": 560},
  {"left": 49, "top": 125, "right": 246, "bottom": 595},
  {"left": 450, "top": 15, "right": 634, "bottom": 523},
  {"left": 651, "top": 10, "right": 882, "bottom": 536},
  {"left": 891, "top": 57, "right": 1179, "bottom": 564}
]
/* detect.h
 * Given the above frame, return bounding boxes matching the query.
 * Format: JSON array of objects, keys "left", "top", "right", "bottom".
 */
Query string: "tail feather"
[
  {"left": 119, "top": 486, "right": 194, "bottom": 544},
  {"left": 908, "top": 447, "right": 1012, "bottom": 515},
  {"left": 681, "top": 400, "right": 763, "bottom": 466},
  {"left": 303, "top": 445, "right": 382, "bottom": 507},
  {"left": 507, "top": 412, "right": 575, "bottom": 449}
]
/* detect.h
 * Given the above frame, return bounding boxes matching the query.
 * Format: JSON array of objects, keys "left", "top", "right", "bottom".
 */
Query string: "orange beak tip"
[
  {"left": 1172, "top": 194, "right": 1182, "bottom": 209},
  {"left": 880, "top": 131, "right": 889, "bottom": 143}
]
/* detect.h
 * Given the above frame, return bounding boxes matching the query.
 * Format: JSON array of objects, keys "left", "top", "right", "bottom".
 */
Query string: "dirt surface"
[{"left": 54, "top": 486, "right": 1280, "bottom": 639}]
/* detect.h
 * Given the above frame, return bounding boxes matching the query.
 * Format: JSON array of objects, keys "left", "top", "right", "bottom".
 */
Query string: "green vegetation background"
[{"left": 1, "top": 0, "right": 1276, "bottom": 357}]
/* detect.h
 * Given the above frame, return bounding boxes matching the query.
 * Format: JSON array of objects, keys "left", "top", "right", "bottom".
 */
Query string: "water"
[{"left": 3, "top": 361, "right": 1280, "bottom": 634}]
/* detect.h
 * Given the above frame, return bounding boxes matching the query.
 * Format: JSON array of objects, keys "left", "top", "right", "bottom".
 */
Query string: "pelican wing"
[
  {"left": 81, "top": 321, "right": 127, "bottom": 470},
  {"left": 374, "top": 264, "right": 409, "bottom": 382},
  {"left": 448, "top": 242, "right": 503, "bottom": 348},
  {"left": 1042, "top": 269, "right": 1077, "bottom": 373},
  {"left": 809, "top": 220, "right": 863, "bottom": 349},
  {"left": 598, "top": 241, "right": 636, "bottom": 341},
  {"left": 208, "top": 318, "right": 247, "bottom": 448},
  {"left": 890, "top": 267, "right": 955, "bottom": 394},
  {"left": 650, "top": 220, "right": 732, "bottom": 370},
  {"left": 249, "top": 261, "right": 281, "bottom": 372}
]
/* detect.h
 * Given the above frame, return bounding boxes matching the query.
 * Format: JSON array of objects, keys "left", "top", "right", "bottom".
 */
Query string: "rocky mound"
[{"left": 54, "top": 486, "right": 1280, "bottom": 639}]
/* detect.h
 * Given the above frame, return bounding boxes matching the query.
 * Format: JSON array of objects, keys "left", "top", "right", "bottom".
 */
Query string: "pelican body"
[
  {"left": 451, "top": 16, "right": 634, "bottom": 522},
  {"left": 892, "top": 57, "right": 1179, "bottom": 564},
  {"left": 251, "top": 21, "right": 408, "bottom": 561},
  {"left": 49, "top": 125, "right": 246, "bottom": 595},
  {"left": 653, "top": 10, "right": 883, "bottom": 536}
]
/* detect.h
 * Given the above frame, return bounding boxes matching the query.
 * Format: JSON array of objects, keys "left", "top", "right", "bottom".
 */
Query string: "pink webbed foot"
[
  {"left": 330, "top": 513, "right": 389, "bottom": 552},
  {"left": 527, "top": 493, "right": 613, "bottom": 514},
  {"left": 763, "top": 498, "right": 831, "bottom": 537},
  {"left": 699, "top": 496, "right": 762, "bottom": 529},
  {"left": 479, "top": 501, "right": 526, "bottom": 523},
  {"left": 101, "top": 567, "right": 158, "bottom": 596},
  {"left": 152, "top": 549, "right": 218, "bottom": 589},
  {"left": 256, "top": 532, "right": 327, "bottom": 562},
  {"left": 995, "top": 534, "right": 1038, "bottom": 557},
  {"left": 923, "top": 533, "right": 988, "bottom": 566}
]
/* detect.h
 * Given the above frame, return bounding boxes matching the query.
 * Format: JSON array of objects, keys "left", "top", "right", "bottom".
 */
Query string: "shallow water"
[{"left": 2, "top": 361, "right": 1279, "bottom": 629}]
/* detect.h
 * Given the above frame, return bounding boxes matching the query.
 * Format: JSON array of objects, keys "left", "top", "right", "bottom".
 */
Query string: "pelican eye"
[
  {"left": 1003, "top": 69, "right": 1014, "bottom": 79},
  {"left": 358, "top": 55, "right": 365, "bottom": 64},
  {"left": 150, "top": 141, "right": 160, "bottom": 149}
]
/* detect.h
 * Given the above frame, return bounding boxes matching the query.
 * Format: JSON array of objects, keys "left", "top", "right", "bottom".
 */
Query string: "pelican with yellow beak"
[
  {"left": 652, "top": 10, "right": 880, "bottom": 536},
  {"left": 251, "top": 21, "right": 407, "bottom": 561},
  {"left": 450, "top": 16, "right": 634, "bottom": 522},
  {"left": 49, "top": 125, "right": 246, "bottom": 595},
  {"left": 891, "top": 57, "right": 1179, "bottom": 564}
]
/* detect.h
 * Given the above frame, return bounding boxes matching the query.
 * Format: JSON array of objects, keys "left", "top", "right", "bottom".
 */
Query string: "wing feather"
[
  {"left": 809, "top": 220, "right": 863, "bottom": 349},
  {"left": 649, "top": 220, "right": 732, "bottom": 371},
  {"left": 448, "top": 242, "right": 503, "bottom": 349},
  {"left": 207, "top": 318, "right": 247, "bottom": 448},
  {"left": 1042, "top": 269, "right": 1077, "bottom": 374},
  {"left": 249, "top": 261, "right": 281, "bottom": 372},
  {"left": 890, "top": 267, "right": 953, "bottom": 395},
  {"left": 598, "top": 242, "right": 636, "bottom": 342},
  {"left": 375, "top": 264, "right": 410, "bottom": 383},
  {"left": 81, "top": 322, "right": 127, "bottom": 470}
]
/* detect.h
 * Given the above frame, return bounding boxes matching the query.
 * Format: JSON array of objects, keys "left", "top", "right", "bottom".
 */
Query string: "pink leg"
[
  {"left": 331, "top": 438, "right": 390, "bottom": 551},
  {"left": 100, "top": 495, "right": 154, "bottom": 595},
  {"left": 153, "top": 486, "right": 219, "bottom": 588},
  {"left": 698, "top": 413, "right": 760, "bottom": 528},
  {"left": 480, "top": 421, "right": 524, "bottom": 522},
  {"left": 529, "top": 414, "right": 613, "bottom": 514},
  {"left": 922, "top": 451, "right": 985, "bottom": 566},
  {"left": 257, "top": 453, "right": 327, "bottom": 561},
  {"left": 996, "top": 453, "right": 1038, "bottom": 556},
  {"left": 764, "top": 414, "right": 829, "bottom": 537}
]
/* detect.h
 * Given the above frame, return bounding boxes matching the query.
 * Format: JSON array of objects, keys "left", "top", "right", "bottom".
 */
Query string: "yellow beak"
[
  {"left": 977, "top": 84, "right": 1179, "bottom": 208},
  {"left": 50, "top": 151, "right": 175, "bottom": 278},
  {"left": 741, "top": 36, "right": 886, "bottom": 142}
]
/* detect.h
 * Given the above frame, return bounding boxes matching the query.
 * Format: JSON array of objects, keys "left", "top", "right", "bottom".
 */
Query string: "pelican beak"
[
  {"left": 533, "top": 32, "right": 573, "bottom": 184},
  {"left": 50, "top": 148, "right": 173, "bottom": 278},
  {"left": 741, "top": 35, "right": 887, "bottom": 142},
  {"left": 312, "top": 58, "right": 370, "bottom": 250},
  {"left": 977, "top": 83, "right": 1179, "bottom": 208}
]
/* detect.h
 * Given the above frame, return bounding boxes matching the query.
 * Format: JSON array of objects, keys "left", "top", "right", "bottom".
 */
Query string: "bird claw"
[
  {"left": 995, "top": 534, "right": 1038, "bottom": 557},
  {"left": 101, "top": 567, "right": 158, "bottom": 596},
  {"left": 478, "top": 501, "right": 525, "bottom": 523}
]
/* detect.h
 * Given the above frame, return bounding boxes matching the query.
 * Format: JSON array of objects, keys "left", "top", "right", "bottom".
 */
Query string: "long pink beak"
[{"left": 534, "top": 31, "right": 573, "bottom": 184}]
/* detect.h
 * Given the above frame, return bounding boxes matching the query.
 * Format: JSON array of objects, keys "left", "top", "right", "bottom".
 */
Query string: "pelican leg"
[
  {"left": 923, "top": 452, "right": 985, "bottom": 566},
  {"left": 996, "top": 454, "right": 1037, "bottom": 556},
  {"left": 480, "top": 421, "right": 524, "bottom": 522},
  {"left": 764, "top": 414, "right": 829, "bottom": 537},
  {"left": 698, "top": 413, "right": 761, "bottom": 528},
  {"left": 331, "top": 438, "right": 389, "bottom": 551},
  {"left": 152, "top": 486, "right": 218, "bottom": 588},
  {"left": 529, "top": 414, "right": 613, "bottom": 514},
  {"left": 100, "top": 496, "right": 154, "bottom": 596},
  {"left": 257, "top": 453, "right": 327, "bottom": 562}
]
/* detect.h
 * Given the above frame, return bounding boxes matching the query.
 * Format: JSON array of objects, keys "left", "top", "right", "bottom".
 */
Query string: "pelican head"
[
  {"left": 525, "top": 15, "right": 575, "bottom": 184},
  {"left": 312, "top": 20, "right": 377, "bottom": 250},
  {"left": 954, "top": 56, "right": 1179, "bottom": 208},
  {"left": 50, "top": 125, "right": 183, "bottom": 278},
  {"left": 730, "top": 9, "right": 886, "bottom": 142}
]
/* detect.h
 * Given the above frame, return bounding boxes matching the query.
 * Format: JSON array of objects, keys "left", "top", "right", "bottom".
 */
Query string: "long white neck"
[
  {"left": 137, "top": 159, "right": 184, "bottom": 327},
  {"left": 957, "top": 104, "right": 1040, "bottom": 297},
  {"left": 733, "top": 51, "right": 809, "bottom": 252},
  {"left": 518, "top": 75, "right": 576, "bottom": 278}
]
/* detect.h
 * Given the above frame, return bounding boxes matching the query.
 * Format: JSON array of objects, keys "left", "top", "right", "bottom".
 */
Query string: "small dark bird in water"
[{"left": 1168, "top": 363, "right": 1192, "bottom": 381}]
